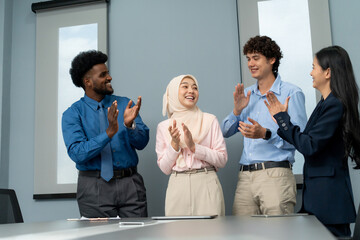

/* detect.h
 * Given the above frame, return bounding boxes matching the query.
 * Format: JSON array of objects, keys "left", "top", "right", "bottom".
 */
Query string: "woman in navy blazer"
[{"left": 265, "top": 46, "right": 360, "bottom": 237}]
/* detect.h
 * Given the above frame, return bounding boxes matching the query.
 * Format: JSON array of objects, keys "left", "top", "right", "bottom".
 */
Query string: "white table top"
[{"left": 0, "top": 215, "right": 335, "bottom": 240}]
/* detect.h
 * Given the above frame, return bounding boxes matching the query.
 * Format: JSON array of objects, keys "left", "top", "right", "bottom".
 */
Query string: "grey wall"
[
  {"left": 329, "top": 0, "right": 360, "bottom": 218},
  {"left": 107, "top": 0, "right": 241, "bottom": 217},
  {"left": 0, "top": 0, "right": 12, "bottom": 189},
  {"left": 0, "top": 0, "right": 359, "bottom": 223}
]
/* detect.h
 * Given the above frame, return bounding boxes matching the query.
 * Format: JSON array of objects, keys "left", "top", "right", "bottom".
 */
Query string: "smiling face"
[
  {"left": 246, "top": 52, "right": 275, "bottom": 80},
  {"left": 84, "top": 63, "right": 113, "bottom": 101},
  {"left": 310, "top": 56, "right": 330, "bottom": 92},
  {"left": 178, "top": 77, "right": 199, "bottom": 109}
]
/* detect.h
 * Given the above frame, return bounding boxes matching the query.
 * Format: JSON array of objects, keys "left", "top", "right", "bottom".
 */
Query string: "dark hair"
[
  {"left": 69, "top": 50, "right": 108, "bottom": 89},
  {"left": 316, "top": 46, "right": 360, "bottom": 169},
  {"left": 243, "top": 35, "right": 283, "bottom": 76}
]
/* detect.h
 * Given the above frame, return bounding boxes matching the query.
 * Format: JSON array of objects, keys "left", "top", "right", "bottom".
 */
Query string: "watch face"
[{"left": 265, "top": 128, "right": 271, "bottom": 140}]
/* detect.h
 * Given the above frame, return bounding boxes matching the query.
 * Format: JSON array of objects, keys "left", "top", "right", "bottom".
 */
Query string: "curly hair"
[
  {"left": 243, "top": 35, "right": 283, "bottom": 75},
  {"left": 69, "top": 50, "right": 108, "bottom": 89}
]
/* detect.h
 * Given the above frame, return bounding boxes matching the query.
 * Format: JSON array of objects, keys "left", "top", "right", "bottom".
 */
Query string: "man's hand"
[
  {"left": 233, "top": 83, "right": 251, "bottom": 116},
  {"left": 124, "top": 96, "right": 142, "bottom": 128},
  {"left": 238, "top": 117, "right": 266, "bottom": 139},
  {"left": 168, "top": 119, "right": 180, "bottom": 151},
  {"left": 182, "top": 123, "right": 195, "bottom": 153},
  {"left": 106, "top": 100, "right": 119, "bottom": 138}
]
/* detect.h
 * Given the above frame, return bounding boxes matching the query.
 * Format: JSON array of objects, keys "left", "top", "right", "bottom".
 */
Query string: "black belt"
[
  {"left": 79, "top": 167, "right": 137, "bottom": 179},
  {"left": 240, "top": 161, "right": 291, "bottom": 172}
]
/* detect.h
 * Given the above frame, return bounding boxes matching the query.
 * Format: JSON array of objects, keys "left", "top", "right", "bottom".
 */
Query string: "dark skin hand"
[
  {"left": 105, "top": 96, "right": 142, "bottom": 138},
  {"left": 106, "top": 100, "right": 119, "bottom": 138},
  {"left": 124, "top": 96, "right": 142, "bottom": 128}
]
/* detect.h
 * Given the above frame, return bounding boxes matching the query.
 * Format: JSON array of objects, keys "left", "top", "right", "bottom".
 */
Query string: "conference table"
[{"left": 0, "top": 215, "right": 335, "bottom": 239}]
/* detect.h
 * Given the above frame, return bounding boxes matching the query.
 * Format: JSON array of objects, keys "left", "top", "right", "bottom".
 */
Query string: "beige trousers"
[
  {"left": 232, "top": 167, "right": 296, "bottom": 216},
  {"left": 165, "top": 170, "right": 225, "bottom": 216}
]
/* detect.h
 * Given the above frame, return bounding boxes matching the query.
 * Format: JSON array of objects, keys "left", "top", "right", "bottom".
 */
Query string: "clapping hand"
[
  {"left": 264, "top": 92, "right": 290, "bottom": 118},
  {"left": 124, "top": 96, "right": 142, "bottom": 128},
  {"left": 238, "top": 118, "right": 266, "bottom": 139},
  {"left": 182, "top": 123, "right": 195, "bottom": 153},
  {"left": 168, "top": 120, "right": 180, "bottom": 151},
  {"left": 106, "top": 100, "right": 119, "bottom": 138},
  {"left": 233, "top": 83, "right": 251, "bottom": 115}
]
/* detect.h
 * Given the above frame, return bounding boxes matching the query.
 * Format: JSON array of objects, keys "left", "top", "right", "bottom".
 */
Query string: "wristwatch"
[{"left": 263, "top": 128, "right": 272, "bottom": 140}]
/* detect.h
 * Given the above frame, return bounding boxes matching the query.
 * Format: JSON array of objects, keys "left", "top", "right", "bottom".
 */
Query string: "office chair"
[
  {"left": 0, "top": 189, "right": 24, "bottom": 224},
  {"left": 338, "top": 203, "right": 360, "bottom": 240}
]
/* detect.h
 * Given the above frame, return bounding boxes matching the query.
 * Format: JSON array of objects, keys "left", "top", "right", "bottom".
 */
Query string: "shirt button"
[
  {"left": 284, "top": 127, "right": 288, "bottom": 131},
  {"left": 282, "top": 123, "right": 286, "bottom": 127}
]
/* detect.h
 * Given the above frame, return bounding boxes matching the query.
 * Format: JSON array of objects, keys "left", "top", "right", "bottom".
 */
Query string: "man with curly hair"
[
  {"left": 62, "top": 50, "right": 149, "bottom": 218},
  {"left": 221, "top": 36, "right": 307, "bottom": 215}
]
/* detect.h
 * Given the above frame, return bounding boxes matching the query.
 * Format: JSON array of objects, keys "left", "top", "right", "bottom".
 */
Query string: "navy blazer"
[{"left": 274, "top": 92, "right": 356, "bottom": 225}]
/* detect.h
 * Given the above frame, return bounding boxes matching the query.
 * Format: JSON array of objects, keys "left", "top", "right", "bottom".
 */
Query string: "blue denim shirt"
[
  {"left": 221, "top": 74, "right": 307, "bottom": 165},
  {"left": 62, "top": 94, "right": 149, "bottom": 171}
]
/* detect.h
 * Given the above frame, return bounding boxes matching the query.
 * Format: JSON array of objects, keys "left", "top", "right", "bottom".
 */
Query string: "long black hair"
[{"left": 316, "top": 46, "right": 360, "bottom": 169}]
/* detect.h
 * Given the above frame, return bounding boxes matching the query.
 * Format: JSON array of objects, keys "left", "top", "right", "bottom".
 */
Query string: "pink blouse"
[{"left": 156, "top": 118, "right": 228, "bottom": 175}]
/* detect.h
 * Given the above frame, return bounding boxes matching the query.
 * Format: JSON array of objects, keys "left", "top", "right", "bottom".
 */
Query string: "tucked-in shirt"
[
  {"left": 62, "top": 94, "right": 149, "bottom": 171},
  {"left": 156, "top": 117, "right": 227, "bottom": 175},
  {"left": 221, "top": 74, "right": 307, "bottom": 165}
]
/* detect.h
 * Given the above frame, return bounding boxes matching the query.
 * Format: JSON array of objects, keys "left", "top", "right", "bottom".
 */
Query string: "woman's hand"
[
  {"left": 168, "top": 119, "right": 180, "bottom": 151},
  {"left": 182, "top": 123, "right": 195, "bottom": 153},
  {"left": 265, "top": 92, "right": 290, "bottom": 118}
]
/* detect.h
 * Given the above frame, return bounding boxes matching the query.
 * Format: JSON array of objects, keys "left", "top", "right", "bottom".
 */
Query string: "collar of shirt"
[
  {"left": 250, "top": 74, "right": 282, "bottom": 97},
  {"left": 83, "top": 94, "right": 113, "bottom": 111}
]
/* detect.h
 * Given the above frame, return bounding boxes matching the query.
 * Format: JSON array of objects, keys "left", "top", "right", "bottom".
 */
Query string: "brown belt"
[{"left": 172, "top": 166, "right": 215, "bottom": 174}]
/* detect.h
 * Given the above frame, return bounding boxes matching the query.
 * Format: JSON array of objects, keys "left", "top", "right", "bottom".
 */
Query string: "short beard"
[{"left": 94, "top": 87, "right": 114, "bottom": 96}]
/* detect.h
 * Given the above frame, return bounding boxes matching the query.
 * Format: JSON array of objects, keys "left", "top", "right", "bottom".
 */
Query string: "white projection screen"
[{"left": 34, "top": 2, "right": 108, "bottom": 198}]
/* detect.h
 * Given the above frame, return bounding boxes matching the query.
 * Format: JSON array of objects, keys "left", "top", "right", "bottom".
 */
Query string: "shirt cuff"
[
  {"left": 274, "top": 112, "right": 291, "bottom": 132},
  {"left": 194, "top": 143, "right": 206, "bottom": 160},
  {"left": 228, "top": 112, "right": 240, "bottom": 123},
  {"left": 169, "top": 143, "right": 181, "bottom": 153},
  {"left": 124, "top": 121, "right": 136, "bottom": 130}
]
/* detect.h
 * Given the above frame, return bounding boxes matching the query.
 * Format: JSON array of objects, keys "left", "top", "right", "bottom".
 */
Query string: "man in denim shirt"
[
  {"left": 221, "top": 36, "right": 307, "bottom": 215},
  {"left": 62, "top": 50, "right": 149, "bottom": 218}
]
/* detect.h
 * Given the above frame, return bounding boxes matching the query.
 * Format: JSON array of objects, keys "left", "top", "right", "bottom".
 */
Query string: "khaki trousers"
[
  {"left": 165, "top": 170, "right": 225, "bottom": 216},
  {"left": 232, "top": 167, "right": 296, "bottom": 215}
]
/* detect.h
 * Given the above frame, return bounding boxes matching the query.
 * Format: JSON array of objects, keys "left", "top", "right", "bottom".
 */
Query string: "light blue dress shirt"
[
  {"left": 221, "top": 74, "right": 307, "bottom": 165},
  {"left": 62, "top": 94, "right": 149, "bottom": 171}
]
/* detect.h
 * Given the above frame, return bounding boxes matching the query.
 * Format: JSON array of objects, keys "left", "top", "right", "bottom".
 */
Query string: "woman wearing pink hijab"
[{"left": 156, "top": 74, "right": 228, "bottom": 216}]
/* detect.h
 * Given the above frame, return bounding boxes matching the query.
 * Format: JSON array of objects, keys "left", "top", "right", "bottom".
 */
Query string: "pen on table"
[{"left": 67, "top": 217, "right": 113, "bottom": 221}]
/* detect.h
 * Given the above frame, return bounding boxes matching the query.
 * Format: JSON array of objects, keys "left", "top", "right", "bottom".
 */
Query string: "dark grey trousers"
[{"left": 76, "top": 172, "right": 147, "bottom": 218}]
